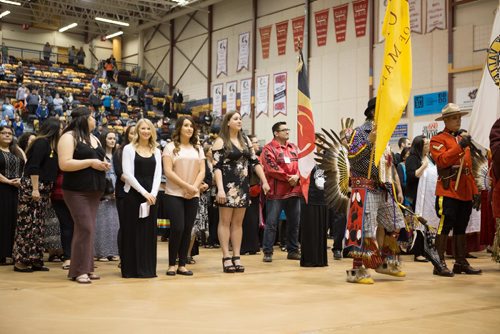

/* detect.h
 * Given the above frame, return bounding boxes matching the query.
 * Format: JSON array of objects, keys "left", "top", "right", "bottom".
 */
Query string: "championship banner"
[
  {"left": 292, "top": 16, "right": 305, "bottom": 51},
  {"left": 332, "top": 4, "right": 349, "bottom": 43},
  {"left": 273, "top": 72, "right": 287, "bottom": 117},
  {"left": 259, "top": 25, "right": 272, "bottom": 59},
  {"left": 314, "top": 9, "right": 329, "bottom": 47},
  {"left": 426, "top": 0, "right": 446, "bottom": 33},
  {"left": 409, "top": 0, "right": 423, "bottom": 33},
  {"left": 378, "top": 0, "right": 388, "bottom": 42},
  {"left": 225, "top": 81, "right": 238, "bottom": 113},
  {"left": 237, "top": 32, "right": 250, "bottom": 72},
  {"left": 212, "top": 83, "right": 223, "bottom": 117},
  {"left": 216, "top": 39, "right": 228, "bottom": 77},
  {"left": 275, "top": 20, "right": 289, "bottom": 56},
  {"left": 240, "top": 78, "right": 252, "bottom": 118},
  {"left": 352, "top": 0, "right": 369, "bottom": 38},
  {"left": 256, "top": 75, "right": 269, "bottom": 118}
]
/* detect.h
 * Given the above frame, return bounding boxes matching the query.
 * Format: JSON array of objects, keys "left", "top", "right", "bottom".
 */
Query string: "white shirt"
[{"left": 121, "top": 144, "right": 162, "bottom": 197}]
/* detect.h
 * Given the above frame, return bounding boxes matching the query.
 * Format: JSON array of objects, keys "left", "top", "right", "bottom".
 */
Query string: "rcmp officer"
[{"left": 430, "top": 103, "right": 481, "bottom": 277}]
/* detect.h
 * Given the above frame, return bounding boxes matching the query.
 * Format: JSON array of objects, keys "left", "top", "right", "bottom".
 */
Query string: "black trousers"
[
  {"left": 165, "top": 194, "right": 199, "bottom": 266},
  {"left": 52, "top": 199, "right": 74, "bottom": 259},
  {"left": 435, "top": 196, "right": 473, "bottom": 236}
]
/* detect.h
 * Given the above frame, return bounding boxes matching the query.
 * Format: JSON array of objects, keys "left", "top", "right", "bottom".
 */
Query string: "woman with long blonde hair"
[
  {"left": 120, "top": 118, "right": 162, "bottom": 278},
  {"left": 212, "top": 111, "right": 269, "bottom": 273}
]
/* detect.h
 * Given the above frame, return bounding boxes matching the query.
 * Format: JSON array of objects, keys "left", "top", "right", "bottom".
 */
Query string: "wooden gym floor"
[{"left": 0, "top": 240, "right": 499, "bottom": 334}]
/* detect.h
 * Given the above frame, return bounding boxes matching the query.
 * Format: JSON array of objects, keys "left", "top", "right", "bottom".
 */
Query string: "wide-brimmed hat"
[
  {"left": 364, "top": 97, "right": 376, "bottom": 117},
  {"left": 435, "top": 103, "right": 469, "bottom": 121}
]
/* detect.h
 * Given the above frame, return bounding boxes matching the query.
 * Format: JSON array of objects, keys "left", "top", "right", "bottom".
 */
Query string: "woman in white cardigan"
[{"left": 120, "top": 118, "right": 162, "bottom": 278}]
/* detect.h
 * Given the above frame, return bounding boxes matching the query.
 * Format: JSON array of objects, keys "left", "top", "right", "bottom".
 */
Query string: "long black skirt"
[
  {"left": 0, "top": 183, "right": 18, "bottom": 259},
  {"left": 120, "top": 189, "right": 158, "bottom": 278},
  {"left": 300, "top": 203, "right": 328, "bottom": 267},
  {"left": 241, "top": 196, "right": 260, "bottom": 254}
]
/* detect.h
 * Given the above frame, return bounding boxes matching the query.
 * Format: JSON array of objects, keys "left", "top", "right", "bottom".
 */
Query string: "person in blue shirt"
[
  {"left": 112, "top": 95, "right": 121, "bottom": 116},
  {"left": 101, "top": 92, "right": 112, "bottom": 115},
  {"left": 35, "top": 100, "right": 49, "bottom": 123},
  {"left": 13, "top": 114, "right": 24, "bottom": 138},
  {"left": 2, "top": 98, "right": 15, "bottom": 121}
]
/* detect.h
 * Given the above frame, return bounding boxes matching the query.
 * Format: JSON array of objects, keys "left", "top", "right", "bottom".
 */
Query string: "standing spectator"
[
  {"left": 2, "top": 98, "right": 15, "bottom": 122},
  {"left": 394, "top": 136, "right": 411, "bottom": 166},
  {"left": 490, "top": 117, "right": 500, "bottom": 263},
  {"left": 0, "top": 126, "right": 25, "bottom": 266},
  {"left": 261, "top": 122, "right": 302, "bottom": 262},
  {"left": 137, "top": 85, "right": 146, "bottom": 107},
  {"left": 17, "top": 132, "right": 35, "bottom": 152},
  {"left": 1, "top": 42, "right": 8, "bottom": 63},
  {"left": 35, "top": 100, "right": 49, "bottom": 124},
  {"left": 396, "top": 147, "right": 411, "bottom": 205},
  {"left": 53, "top": 93, "right": 64, "bottom": 116},
  {"left": 12, "top": 114, "right": 24, "bottom": 138},
  {"left": 27, "top": 89, "right": 41, "bottom": 118},
  {"left": 144, "top": 88, "right": 154, "bottom": 112},
  {"left": 68, "top": 46, "right": 76, "bottom": 65},
  {"left": 16, "top": 84, "right": 27, "bottom": 103},
  {"left": 88, "top": 90, "right": 101, "bottom": 113},
  {"left": 162, "top": 95, "right": 173, "bottom": 119},
  {"left": 94, "top": 131, "right": 120, "bottom": 262},
  {"left": 212, "top": 111, "right": 269, "bottom": 272},
  {"left": 173, "top": 88, "right": 183, "bottom": 113},
  {"left": 101, "top": 92, "right": 112, "bottom": 115},
  {"left": 120, "top": 118, "right": 161, "bottom": 278},
  {"left": 101, "top": 79, "right": 111, "bottom": 95},
  {"left": 90, "top": 74, "right": 100, "bottom": 92},
  {"left": 15, "top": 62, "right": 24, "bottom": 84},
  {"left": 13, "top": 118, "right": 61, "bottom": 272},
  {"left": 104, "top": 59, "right": 114, "bottom": 82},
  {"left": 58, "top": 107, "right": 110, "bottom": 284},
  {"left": 125, "top": 83, "right": 135, "bottom": 102},
  {"left": 76, "top": 47, "right": 86, "bottom": 65},
  {"left": 43, "top": 42, "right": 52, "bottom": 62}
]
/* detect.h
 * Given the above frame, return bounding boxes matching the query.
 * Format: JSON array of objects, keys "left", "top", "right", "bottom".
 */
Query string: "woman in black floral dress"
[{"left": 212, "top": 111, "right": 269, "bottom": 273}]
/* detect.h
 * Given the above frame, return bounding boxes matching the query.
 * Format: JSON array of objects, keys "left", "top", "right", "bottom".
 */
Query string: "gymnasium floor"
[{"left": 0, "top": 240, "right": 499, "bottom": 334}]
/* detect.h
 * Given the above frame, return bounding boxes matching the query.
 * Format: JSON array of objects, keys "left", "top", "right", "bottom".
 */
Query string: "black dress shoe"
[
  {"left": 166, "top": 270, "right": 176, "bottom": 276},
  {"left": 176, "top": 269, "right": 193, "bottom": 276},
  {"left": 14, "top": 266, "right": 33, "bottom": 273},
  {"left": 32, "top": 266, "right": 50, "bottom": 271}
]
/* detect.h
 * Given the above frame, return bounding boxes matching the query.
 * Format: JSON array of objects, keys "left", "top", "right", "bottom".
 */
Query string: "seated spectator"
[
  {"left": 0, "top": 115, "right": 10, "bottom": 126},
  {"left": 125, "top": 83, "right": 135, "bottom": 102},
  {"left": 53, "top": 93, "right": 64, "bottom": 116},
  {"left": 0, "top": 62, "right": 5, "bottom": 80},
  {"left": 2, "top": 98, "right": 15, "bottom": 122},
  {"left": 13, "top": 114, "right": 24, "bottom": 138},
  {"left": 144, "top": 88, "right": 154, "bottom": 112},
  {"left": 36, "top": 100, "right": 49, "bottom": 123}
]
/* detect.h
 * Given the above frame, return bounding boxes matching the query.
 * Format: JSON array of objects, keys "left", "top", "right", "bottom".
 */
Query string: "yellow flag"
[{"left": 374, "top": 0, "right": 412, "bottom": 165}]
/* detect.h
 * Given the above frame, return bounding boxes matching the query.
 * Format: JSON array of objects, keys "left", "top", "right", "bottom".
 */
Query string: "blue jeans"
[{"left": 262, "top": 197, "right": 301, "bottom": 254}]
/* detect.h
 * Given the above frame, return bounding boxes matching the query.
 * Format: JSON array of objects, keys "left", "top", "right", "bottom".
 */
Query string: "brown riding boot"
[
  {"left": 433, "top": 234, "right": 454, "bottom": 277},
  {"left": 453, "top": 234, "right": 482, "bottom": 275}
]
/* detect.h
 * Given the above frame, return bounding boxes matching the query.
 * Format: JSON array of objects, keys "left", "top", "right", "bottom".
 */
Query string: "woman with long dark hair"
[
  {"left": 13, "top": 117, "right": 61, "bottom": 272},
  {"left": 163, "top": 116, "right": 205, "bottom": 276},
  {"left": 212, "top": 111, "right": 269, "bottom": 273},
  {"left": 0, "top": 126, "right": 25, "bottom": 266},
  {"left": 405, "top": 135, "right": 430, "bottom": 262},
  {"left": 120, "top": 118, "right": 161, "bottom": 278},
  {"left": 94, "top": 130, "right": 120, "bottom": 262},
  {"left": 58, "top": 107, "right": 110, "bottom": 284}
]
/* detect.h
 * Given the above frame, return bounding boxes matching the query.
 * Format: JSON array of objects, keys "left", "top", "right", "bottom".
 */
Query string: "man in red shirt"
[
  {"left": 489, "top": 117, "right": 500, "bottom": 263},
  {"left": 430, "top": 103, "right": 481, "bottom": 276},
  {"left": 261, "top": 122, "right": 302, "bottom": 262}
]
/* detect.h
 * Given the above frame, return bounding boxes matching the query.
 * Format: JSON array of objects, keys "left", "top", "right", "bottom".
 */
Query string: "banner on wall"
[
  {"left": 314, "top": 9, "right": 329, "bottom": 47},
  {"left": 413, "top": 91, "right": 448, "bottom": 116},
  {"left": 216, "top": 39, "right": 227, "bottom": 77},
  {"left": 352, "top": 0, "right": 369, "bottom": 38},
  {"left": 225, "top": 81, "right": 237, "bottom": 113},
  {"left": 240, "top": 78, "right": 252, "bottom": 118},
  {"left": 275, "top": 20, "right": 289, "bottom": 56},
  {"left": 455, "top": 87, "right": 478, "bottom": 110},
  {"left": 237, "top": 32, "right": 250, "bottom": 72},
  {"left": 333, "top": 4, "right": 349, "bottom": 42},
  {"left": 212, "top": 83, "right": 223, "bottom": 117},
  {"left": 426, "top": 0, "right": 446, "bottom": 33},
  {"left": 273, "top": 72, "right": 287, "bottom": 117},
  {"left": 409, "top": 0, "right": 423, "bottom": 33},
  {"left": 292, "top": 16, "right": 305, "bottom": 51},
  {"left": 378, "top": 0, "right": 388, "bottom": 42},
  {"left": 414, "top": 118, "right": 471, "bottom": 139},
  {"left": 256, "top": 75, "right": 269, "bottom": 118},
  {"left": 390, "top": 124, "right": 409, "bottom": 144},
  {"left": 259, "top": 25, "right": 272, "bottom": 59}
]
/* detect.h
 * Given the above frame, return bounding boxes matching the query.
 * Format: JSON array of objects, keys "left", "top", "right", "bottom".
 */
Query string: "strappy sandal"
[
  {"left": 62, "top": 260, "right": 70, "bottom": 270},
  {"left": 222, "top": 257, "right": 236, "bottom": 273},
  {"left": 88, "top": 273, "right": 100, "bottom": 280},
  {"left": 232, "top": 256, "right": 245, "bottom": 273},
  {"left": 74, "top": 274, "right": 91, "bottom": 284}
]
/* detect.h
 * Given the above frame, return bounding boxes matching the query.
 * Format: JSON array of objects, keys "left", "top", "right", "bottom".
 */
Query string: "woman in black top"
[
  {"left": 58, "top": 107, "right": 110, "bottom": 284},
  {"left": 405, "top": 135, "right": 430, "bottom": 262},
  {"left": 0, "top": 126, "right": 25, "bottom": 266},
  {"left": 12, "top": 118, "right": 61, "bottom": 272}
]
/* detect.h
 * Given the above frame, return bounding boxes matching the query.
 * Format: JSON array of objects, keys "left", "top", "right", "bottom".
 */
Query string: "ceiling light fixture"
[
  {"left": 95, "top": 17, "right": 129, "bottom": 27},
  {"left": 105, "top": 31, "right": 124, "bottom": 40},
  {"left": 0, "top": 0, "right": 21, "bottom": 6},
  {"left": 0, "top": 10, "right": 11, "bottom": 18},
  {"left": 58, "top": 22, "right": 78, "bottom": 32}
]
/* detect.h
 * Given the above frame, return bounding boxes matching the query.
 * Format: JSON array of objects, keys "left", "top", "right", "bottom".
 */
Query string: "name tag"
[{"left": 284, "top": 156, "right": 291, "bottom": 164}]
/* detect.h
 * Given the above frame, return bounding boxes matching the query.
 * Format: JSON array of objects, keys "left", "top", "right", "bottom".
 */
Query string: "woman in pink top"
[{"left": 163, "top": 116, "right": 205, "bottom": 276}]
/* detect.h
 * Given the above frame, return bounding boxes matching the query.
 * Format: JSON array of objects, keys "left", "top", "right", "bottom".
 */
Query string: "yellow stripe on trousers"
[{"left": 437, "top": 196, "right": 445, "bottom": 235}]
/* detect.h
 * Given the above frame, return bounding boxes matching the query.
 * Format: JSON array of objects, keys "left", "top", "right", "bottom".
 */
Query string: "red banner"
[
  {"left": 275, "top": 20, "right": 289, "bottom": 56},
  {"left": 259, "top": 25, "right": 272, "bottom": 59},
  {"left": 314, "top": 9, "right": 329, "bottom": 47},
  {"left": 291, "top": 16, "right": 305, "bottom": 51},
  {"left": 333, "top": 4, "right": 349, "bottom": 42},
  {"left": 353, "top": 0, "right": 369, "bottom": 37}
]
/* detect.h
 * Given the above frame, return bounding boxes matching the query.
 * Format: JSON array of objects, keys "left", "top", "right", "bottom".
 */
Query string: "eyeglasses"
[
  {"left": 277, "top": 128, "right": 290, "bottom": 132},
  {"left": 0, "top": 131, "right": 13, "bottom": 136}
]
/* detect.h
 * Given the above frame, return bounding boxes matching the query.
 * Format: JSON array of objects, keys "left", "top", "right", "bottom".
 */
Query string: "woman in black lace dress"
[
  {"left": 0, "top": 126, "right": 25, "bottom": 266},
  {"left": 212, "top": 111, "right": 269, "bottom": 273}
]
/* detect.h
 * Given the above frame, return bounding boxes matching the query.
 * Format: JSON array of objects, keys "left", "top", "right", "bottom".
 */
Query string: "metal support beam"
[
  {"left": 169, "top": 20, "right": 175, "bottom": 95},
  {"left": 251, "top": 0, "right": 257, "bottom": 135},
  {"left": 207, "top": 5, "right": 213, "bottom": 99}
]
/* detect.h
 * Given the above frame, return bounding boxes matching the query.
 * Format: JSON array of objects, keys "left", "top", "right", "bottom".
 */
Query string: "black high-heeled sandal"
[
  {"left": 232, "top": 256, "right": 245, "bottom": 273},
  {"left": 222, "top": 257, "right": 236, "bottom": 273}
]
